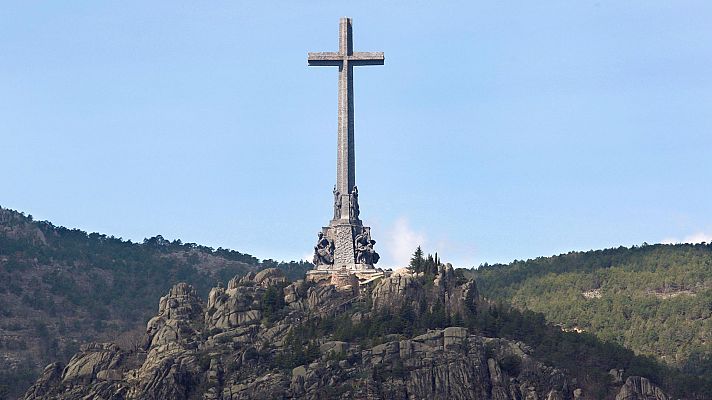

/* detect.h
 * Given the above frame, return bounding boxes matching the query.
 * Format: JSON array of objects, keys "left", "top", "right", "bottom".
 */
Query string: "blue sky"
[{"left": 1, "top": 1, "right": 711, "bottom": 268}]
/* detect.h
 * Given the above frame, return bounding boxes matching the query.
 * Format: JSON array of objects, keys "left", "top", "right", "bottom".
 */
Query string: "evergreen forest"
[{"left": 470, "top": 243, "right": 712, "bottom": 382}]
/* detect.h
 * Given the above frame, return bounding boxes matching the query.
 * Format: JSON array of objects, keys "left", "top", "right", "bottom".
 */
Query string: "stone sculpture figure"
[
  {"left": 349, "top": 186, "right": 360, "bottom": 220},
  {"left": 354, "top": 227, "right": 379, "bottom": 265},
  {"left": 313, "top": 232, "right": 335, "bottom": 266},
  {"left": 333, "top": 185, "right": 342, "bottom": 220}
]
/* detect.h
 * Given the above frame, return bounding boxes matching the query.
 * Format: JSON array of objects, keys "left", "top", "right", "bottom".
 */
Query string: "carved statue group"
[
  {"left": 315, "top": 186, "right": 378, "bottom": 269},
  {"left": 354, "top": 226, "right": 379, "bottom": 265},
  {"left": 333, "top": 185, "right": 360, "bottom": 221},
  {"left": 312, "top": 232, "right": 334, "bottom": 266}
]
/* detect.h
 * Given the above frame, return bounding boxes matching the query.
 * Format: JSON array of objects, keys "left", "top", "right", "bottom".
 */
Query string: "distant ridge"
[{"left": 471, "top": 242, "right": 712, "bottom": 378}]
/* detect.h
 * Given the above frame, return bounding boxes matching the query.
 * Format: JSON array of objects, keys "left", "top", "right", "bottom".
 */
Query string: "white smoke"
[{"left": 385, "top": 217, "right": 427, "bottom": 268}]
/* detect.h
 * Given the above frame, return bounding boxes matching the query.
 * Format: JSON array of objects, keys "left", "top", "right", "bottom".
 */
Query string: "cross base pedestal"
[{"left": 306, "top": 266, "right": 387, "bottom": 286}]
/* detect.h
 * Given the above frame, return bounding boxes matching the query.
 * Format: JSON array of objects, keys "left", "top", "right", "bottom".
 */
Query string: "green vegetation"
[
  {"left": 409, "top": 245, "right": 441, "bottom": 276},
  {"left": 274, "top": 293, "right": 709, "bottom": 397},
  {"left": 471, "top": 243, "right": 712, "bottom": 381},
  {"left": 473, "top": 300, "right": 712, "bottom": 398},
  {"left": 267, "top": 248, "right": 711, "bottom": 398},
  {"left": 0, "top": 206, "right": 309, "bottom": 398},
  {"left": 262, "top": 282, "right": 288, "bottom": 323},
  {"left": 274, "top": 321, "right": 321, "bottom": 369},
  {"left": 269, "top": 260, "right": 312, "bottom": 281},
  {"left": 4, "top": 205, "right": 710, "bottom": 398}
]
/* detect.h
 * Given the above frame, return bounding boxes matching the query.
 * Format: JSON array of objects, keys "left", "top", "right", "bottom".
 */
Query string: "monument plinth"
[{"left": 306, "top": 17, "right": 385, "bottom": 284}]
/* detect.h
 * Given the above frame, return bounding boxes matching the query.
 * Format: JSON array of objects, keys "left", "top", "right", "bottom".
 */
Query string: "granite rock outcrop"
[
  {"left": 23, "top": 268, "right": 674, "bottom": 400},
  {"left": 615, "top": 376, "right": 670, "bottom": 400}
]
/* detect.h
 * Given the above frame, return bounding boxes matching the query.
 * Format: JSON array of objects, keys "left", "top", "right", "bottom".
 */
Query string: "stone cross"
[
  {"left": 306, "top": 17, "right": 384, "bottom": 277},
  {"left": 308, "top": 17, "right": 384, "bottom": 217}
]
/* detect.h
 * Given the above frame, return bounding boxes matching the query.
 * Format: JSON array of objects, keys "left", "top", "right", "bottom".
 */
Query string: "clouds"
[
  {"left": 380, "top": 217, "right": 480, "bottom": 268},
  {"left": 662, "top": 232, "right": 712, "bottom": 244},
  {"left": 384, "top": 217, "right": 427, "bottom": 268}
]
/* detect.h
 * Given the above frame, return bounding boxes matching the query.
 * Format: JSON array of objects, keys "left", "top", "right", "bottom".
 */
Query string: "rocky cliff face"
[
  {"left": 0, "top": 207, "right": 272, "bottom": 398},
  {"left": 23, "top": 267, "right": 672, "bottom": 400}
]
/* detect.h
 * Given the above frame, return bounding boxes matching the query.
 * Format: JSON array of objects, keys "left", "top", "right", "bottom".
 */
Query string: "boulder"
[
  {"left": 547, "top": 390, "right": 564, "bottom": 400},
  {"left": 413, "top": 330, "right": 443, "bottom": 348},
  {"left": 205, "top": 275, "right": 266, "bottom": 330},
  {"left": 371, "top": 274, "right": 420, "bottom": 310},
  {"left": 253, "top": 268, "right": 287, "bottom": 287},
  {"left": 443, "top": 326, "right": 468, "bottom": 349},
  {"left": 96, "top": 369, "right": 123, "bottom": 381},
  {"left": 319, "top": 341, "right": 349, "bottom": 357},
  {"left": 609, "top": 368, "right": 624, "bottom": 383},
  {"left": 129, "top": 353, "right": 201, "bottom": 400},
  {"left": 488, "top": 358, "right": 504, "bottom": 386},
  {"left": 156, "top": 283, "right": 203, "bottom": 321},
  {"left": 142, "top": 284, "right": 204, "bottom": 350},
  {"left": 433, "top": 263, "right": 456, "bottom": 289},
  {"left": 233, "top": 272, "right": 255, "bottom": 288},
  {"left": 306, "top": 284, "right": 337, "bottom": 311},
  {"left": 207, "top": 285, "right": 227, "bottom": 309},
  {"left": 283, "top": 280, "right": 307, "bottom": 306},
  {"left": 22, "top": 362, "right": 63, "bottom": 400},
  {"left": 61, "top": 343, "right": 124, "bottom": 385},
  {"left": 615, "top": 376, "right": 670, "bottom": 400}
]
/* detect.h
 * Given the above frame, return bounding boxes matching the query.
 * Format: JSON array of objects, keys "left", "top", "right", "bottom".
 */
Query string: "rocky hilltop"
[
  {"left": 0, "top": 206, "right": 309, "bottom": 398},
  {"left": 22, "top": 266, "right": 675, "bottom": 400}
]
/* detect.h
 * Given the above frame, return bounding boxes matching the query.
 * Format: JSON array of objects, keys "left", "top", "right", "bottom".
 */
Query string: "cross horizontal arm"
[
  {"left": 308, "top": 52, "right": 384, "bottom": 66},
  {"left": 308, "top": 52, "right": 342, "bottom": 66},
  {"left": 308, "top": 52, "right": 342, "bottom": 61},
  {"left": 349, "top": 52, "right": 384, "bottom": 66}
]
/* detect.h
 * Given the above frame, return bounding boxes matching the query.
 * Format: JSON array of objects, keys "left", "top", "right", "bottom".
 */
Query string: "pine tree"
[
  {"left": 426, "top": 254, "right": 437, "bottom": 275},
  {"left": 409, "top": 246, "right": 425, "bottom": 273}
]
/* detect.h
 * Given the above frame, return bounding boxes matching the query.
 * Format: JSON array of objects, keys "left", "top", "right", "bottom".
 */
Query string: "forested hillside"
[
  {"left": 4, "top": 204, "right": 711, "bottom": 398},
  {"left": 471, "top": 243, "right": 712, "bottom": 380},
  {"left": 21, "top": 256, "right": 712, "bottom": 399},
  {"left": 0, "top": 206, "right": 310, "bottom": 398}
]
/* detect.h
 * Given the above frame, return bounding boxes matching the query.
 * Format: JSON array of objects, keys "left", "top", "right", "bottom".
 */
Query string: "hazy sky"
[{"left": 2, "top": 1, "right": 711, "bottom": 268}]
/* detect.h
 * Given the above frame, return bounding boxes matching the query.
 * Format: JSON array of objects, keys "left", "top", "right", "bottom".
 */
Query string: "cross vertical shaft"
[
  {"left": 338, "top": 18, "right": 355, "bottom": 199},
  {"left": 308, "top": 17, "right": 384, "bottom": 219}
]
